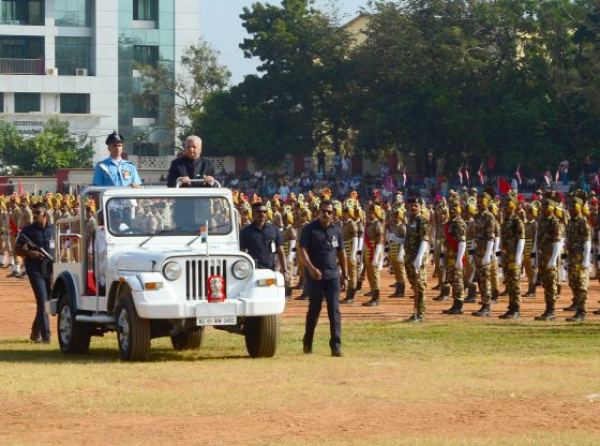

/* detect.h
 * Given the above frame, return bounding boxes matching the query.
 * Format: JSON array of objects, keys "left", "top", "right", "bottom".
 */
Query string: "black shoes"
[
  {"left": 295, "top": 294, "right": 309, "bottom": 301},
  {"left": 566, "top": 311, "right": 586, "bottom": 322},
  {"left": 499, "top": 311, "right": 520, "bottom": 319},
  {"left": 404, "top": 314, "right": 424, "bottom": 323},
  {"left": 303, "top": 344, "right": 313, "bottom": 354},
  {"left": 389, "top": 283, "right": 405, "bottom": 298},
  {"left": 442, "top": 300, "right": 464, "bottom": 315},
  {"left": 331, "top": 348, "right": 343, "bottom": 357},
  {"left": 472, "top": 304, "right": 491, "bottom": 317},
  {"left": 361, "top": 298, "right": 379, "bottom": 307},
  {"left": 534, "top": 312, "right": 556, "bottom": 321},
  {"left": 562, "top": 304, "right": 577, "bottom": 312}
]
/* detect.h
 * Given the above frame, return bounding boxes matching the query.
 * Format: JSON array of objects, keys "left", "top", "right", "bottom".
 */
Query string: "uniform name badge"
[
  {"left": 49, "top": 238, "right": 55, "bottom": 250},
  {"left": 332, "top": 236, "right": 339, "bottom": 248},
  {"left": 123, "top": 169, "right": 131, "bottom": 180},
  {"left": 271, "top": 241, "right": 276, "bottom": 253}
]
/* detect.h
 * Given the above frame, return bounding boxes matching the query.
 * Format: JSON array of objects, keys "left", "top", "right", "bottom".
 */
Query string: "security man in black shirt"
[
  {"left": 240, "top": 202, "right": 288, "bottom": 279},
  {"left": 15, "top": 202, "right": 55, "bottom": 344},
  {"left": 299, "top": 199, "right": 347, "bottom": 357}
]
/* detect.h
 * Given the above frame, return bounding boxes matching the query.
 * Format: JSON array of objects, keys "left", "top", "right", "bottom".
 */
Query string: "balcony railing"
[{"left": 0, "top": 58, "right": 45, "bottom": 75}]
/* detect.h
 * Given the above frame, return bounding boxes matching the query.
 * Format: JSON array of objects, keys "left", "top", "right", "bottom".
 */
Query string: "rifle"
[{"left": 19, "top": 233, "right": 55, "bottom": 263}]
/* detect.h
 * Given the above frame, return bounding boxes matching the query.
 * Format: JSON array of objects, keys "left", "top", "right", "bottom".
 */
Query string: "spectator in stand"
[
  {"left": 317, "top": 150, "right": 326, "bottom": 175},
  {"left": 558, "top": 159, "right": 569, "bottom": 184}
]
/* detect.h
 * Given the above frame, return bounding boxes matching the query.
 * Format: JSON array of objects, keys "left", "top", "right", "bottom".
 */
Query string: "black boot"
[
  {"left": 340, "top": 288, "right": 355, "bottom": 304},
  {"left": 566, "top": 310, "right": 586, "bottom": 322},
  {"left": 499, "top": 306, "right": 521, "bottom": 319},
  {"left": 562, "top": 303, "right": 578, "bottom": 312},
  {"left": 364, "top": 290, "right": 373, "bottom": 297},
  {"left": 443, "top": 300, "right": 464, "bottom": 315},
  {"left": 433, "top": 285, "right": 450, "bottom": 301},
  {"left": 535, "top": 303, "right": 556, "bottom": 321},
  {"left": 464, "top": 284, "right": 477, "bottom": 303},
  {"left": 404, "top": 313, "right": 424, "bottom": 322},
  {"left": 356, "top": 279, "right": 363, "bottom": 291},
  {"left": 390, "top": 283, "right": 405, "bottom": 298},
  {"left": 362, "top": 290, "right": 379, "bottom": 307},
  {"left": 472, "top": 303, "right": 491, "bottom": 317}
]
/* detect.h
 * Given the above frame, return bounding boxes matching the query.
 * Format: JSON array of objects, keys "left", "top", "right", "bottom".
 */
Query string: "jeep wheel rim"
[
  {"left": 118, "top": 308, "right": 130, "bottom": 353},
  {"left": 59, "top": 305, "right": 72, "bottom": 346}
]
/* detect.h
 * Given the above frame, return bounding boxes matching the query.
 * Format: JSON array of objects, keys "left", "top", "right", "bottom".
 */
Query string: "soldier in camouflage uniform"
[
  {"left": 535, "top": 192, "right": 562, "bottom": 321},
  {"left": 388, "top": 203, "right": 407, "bottom": 298},
  {"left": 340, "top": 199, "right": 359, "bottom": 304},
  {"left": 463, "top": 197, "right": 478, "bottom": 303},
  {"left": 490, "top": 202, "right": 502, "bottom": 303},
  {"left": 564, "top": 190, "right": 592, "bottom": 321},
  {"left": 441, "top": 196, "right": 467, "bottom": 315},
  {"left": 522, "top": 203, "right": 540, "bottom": 297},
  {"left": 404, "top": 197, "right": 430, "bottom": 322},
  {"left": 498, "top": 193, "right": 525, "bottom": 319},
  {"left": 282, "top": 206, "right": 297, "bottom": 298},
  {"left": 432, "top": 200, "right": 448, "bottom": 290},
  {"left": 362, "top": 205, "right": 384, "bottom": 307},
  {"left": 472, "top": 189, "right": 497, "bottom": 317}
]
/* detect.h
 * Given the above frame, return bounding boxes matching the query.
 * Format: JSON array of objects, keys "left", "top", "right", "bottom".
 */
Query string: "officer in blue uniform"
[
  {"left": 15, "top": 202, "right": 55, "bottom": 344},
  {"left": 299, "top": 199, "right": 347, "bottom": 357},
  {"left": 92, "top": 131, "right": 141, "bottom": 188}
]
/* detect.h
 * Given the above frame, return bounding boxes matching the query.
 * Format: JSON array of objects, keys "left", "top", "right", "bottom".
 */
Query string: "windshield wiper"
[{"left": 140, "top": 230, "right": 171, "bottom": 249}]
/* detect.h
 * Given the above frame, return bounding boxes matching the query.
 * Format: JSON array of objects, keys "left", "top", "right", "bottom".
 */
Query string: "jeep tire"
[
  {"left": 116, "top": 293, "right": 151, "bottom": 361},
  {"left": 57, "top": 291, "right": 92, "bottom": 354},
  {"left": 244, "top": 315, "right": 279, "bottom": 358},
  {"left": 171, "top": 327, "right": 204, "bottom": 351}
]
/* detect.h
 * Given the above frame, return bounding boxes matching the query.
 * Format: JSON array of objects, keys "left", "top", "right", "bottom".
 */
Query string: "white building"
[{"left": 0, "top": 0, "right": 200, "bottom": 163}]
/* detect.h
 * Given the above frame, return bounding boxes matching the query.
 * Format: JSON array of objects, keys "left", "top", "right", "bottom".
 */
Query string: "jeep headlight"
[
  {"left": 232, "top": 259, "right": 252, "bottom": 280},
  {"left": 163, "top": 261, "right": 182, "bottom": 281}
]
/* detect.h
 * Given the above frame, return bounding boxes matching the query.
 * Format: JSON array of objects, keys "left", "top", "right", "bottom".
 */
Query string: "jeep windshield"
[{"left": 105, "top": 196, "right": 232, "bottom": 237}]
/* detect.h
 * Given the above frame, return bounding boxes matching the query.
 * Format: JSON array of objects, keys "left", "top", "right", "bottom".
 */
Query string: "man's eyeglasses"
[{"left": 320, "top": 209, "right": 333, "bottom": 215}]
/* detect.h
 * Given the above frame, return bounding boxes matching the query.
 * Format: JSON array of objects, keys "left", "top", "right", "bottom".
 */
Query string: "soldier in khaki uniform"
[
  {"left": 404, "top": 197, "right": 430, "bottom": 322},
  {"left": 282, "top": 205, "right": 297, "bottom": 298},
  {"left": 441, "top": 196, "right": 467, "bottom": 315},
  {"left": 340, "top": 199, "right": 359, "bottom": 304},
  {"left": 463, "top": 197, "right": 478, "bottom": 303},
  {"left": 564, "top": 190, "right": 592, "bottom": 321},
  {"left": 535, "top": 192, "right": 562, "bottom": 321},
  {"left": 490, "top": 202, "right": 502, "bottom": 303},
  {"left": 362, "top": 205, "right": 384, "bottom": 307},
  {"left": 432, "top": 200, "right": 448, "bottom": 290},
  {"left": 522, "top": 203, "right": 540, "bottom": 297},
  {"left": 388, "top": 203, "right": 407, "bottom": 298},
  {"left": 472, "top": 189, "right": 497, "bottom": 317},
  {"left": 498, "top": 193, "right": 525, "bottom": 319}
]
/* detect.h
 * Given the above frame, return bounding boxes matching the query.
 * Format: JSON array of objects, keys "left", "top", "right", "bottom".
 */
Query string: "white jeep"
[{"left": 49, "top": 186, "right": 286, "bottom": 361}]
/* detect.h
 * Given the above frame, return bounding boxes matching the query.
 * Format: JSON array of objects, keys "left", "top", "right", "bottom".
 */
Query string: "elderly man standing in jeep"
[{"left": 167, "top": 135, "right": 215, "bottom": 187}]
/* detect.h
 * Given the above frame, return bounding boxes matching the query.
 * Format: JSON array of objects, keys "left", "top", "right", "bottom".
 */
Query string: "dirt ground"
[{"left": 1, "top": 267, "right": 599, "bottom": 445}]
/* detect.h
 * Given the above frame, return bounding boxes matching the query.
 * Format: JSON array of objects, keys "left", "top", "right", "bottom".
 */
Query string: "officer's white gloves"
[
  {"left": 456, "top": 241, "right": 466, "bottom": 267},
  {"left": 548, "top": 240, "right": 563, "bottom": 268},
  {"left": 413, "top": 241, "right": 429, "bottom": 269},
  {"left": 350, "top": 237, "right": 358, "bottom": 262},
  {"left": 582, "top": 240, "right": 592, "bottom": 268},
  {"left": 287, "top": 240, "right": 296, "bottom": 265},
  {"left": 482, "top": 240, "right": 494, "bottom": 266},
  {"left": 515, "top": 239, "right": 525, "bottom": 267}
]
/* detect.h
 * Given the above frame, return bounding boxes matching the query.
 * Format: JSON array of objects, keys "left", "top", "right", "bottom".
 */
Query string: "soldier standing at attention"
[
  {"left": 535, "top": 192, "right": 562, "bottom": 321},
  {"left": 472, "top": 189, "right": 497, "bottom": 317},
  {"left": 282, "top": 206, "right": 297, "bottom": 298},
  {"left": 432, "top": 199, "right": 448, "bottom": 291},
  {"left": 340, "top": 199, "right": 359, "bottom": 304},
  {"left": 388, "top": 203, "right": 407, "bottom": 298},
  {"left": 463, "top": 197, "right": 478, "bottom": 303},
  {"left": 498, "top": 193, "right": 526, "bottom": 319},
  {"left": 404, "top": 197, "right": 430, "bottom": 322},
  {"left": 441, "top": 196, "right": 467, "bottom": 315},
  {"left": 362, "top": 205, "right": 384, "bottom": 307},
  {"left": 564, "top": 190, "right": 592, "bottom": 322},
  {"left": 522, "top": 203, "right": 540, "bottom": 297}
]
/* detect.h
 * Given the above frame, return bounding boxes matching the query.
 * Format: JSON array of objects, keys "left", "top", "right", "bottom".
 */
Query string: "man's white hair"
[{"left": 185, "top": 135, "right": 202, "bottom": 146}]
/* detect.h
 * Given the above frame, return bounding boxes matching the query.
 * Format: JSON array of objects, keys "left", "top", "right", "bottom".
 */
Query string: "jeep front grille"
[{"left": 185, "top": 258, "right": 228, "bottom": 300}]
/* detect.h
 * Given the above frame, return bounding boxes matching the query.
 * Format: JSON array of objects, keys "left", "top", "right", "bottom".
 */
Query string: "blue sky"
[{"left": 200, "top": 0, "right": 368, "bottom": 84}]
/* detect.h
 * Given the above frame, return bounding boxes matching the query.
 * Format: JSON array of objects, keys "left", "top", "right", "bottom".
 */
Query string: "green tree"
[
  {"left": 134, "top": 38, "right": 231, "bottom": 143},
  {"left": 0, "top": 119, "right": 93, "bottom": 175}
]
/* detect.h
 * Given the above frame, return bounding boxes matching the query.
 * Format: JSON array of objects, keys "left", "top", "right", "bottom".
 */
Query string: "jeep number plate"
[{"left": 197, "top": 316, "right": 237, "bottom": 326}]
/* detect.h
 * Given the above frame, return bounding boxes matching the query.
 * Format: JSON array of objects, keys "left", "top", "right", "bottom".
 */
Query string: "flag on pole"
[
  {"left": 464, "top": 164, "right": 471, "bottom": 184},
  {"left": 478, "top": 163, "right": 484, "bottom": 185},
  {"left": 458, "top": 164, "right": 464, "bottom": 184},
  {"left": 515, "top": 164, "right": 522, "bottom": 185},
  {"left": 17, "top": 179, "right": 23, "bottom": 196},
  {"left": 499, "top": 177, "right": 512, "bottom": 194},
  {"left": 402, "top": 168, "right": 407, "bottom": 187},
  {"left": 555, "top": 168, "right": 560, "bottom": 183}
]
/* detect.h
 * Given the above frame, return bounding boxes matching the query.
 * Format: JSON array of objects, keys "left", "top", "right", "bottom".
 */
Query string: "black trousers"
[
  {"left": 27, "top": 271, "right": 52, "bottom": 341},
  {"left": 303, "top": 276, "right": 342, "bottom": 351}
]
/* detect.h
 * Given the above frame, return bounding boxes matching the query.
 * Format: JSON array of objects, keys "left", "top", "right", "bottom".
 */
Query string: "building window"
[
  {"left": 133, "top": 45, "right": 158, "bottom": 68},
  {"left": 15, "top": 93, "right": 40, "bottom": 113},
  {"left": 133, "top": 0, "right": 157, "bottom": 21},
  {"left": 133, "top": 95, "right": 158, "bottom": 119},
  {"left": 56, "top": 37, "right": 91, "bottom": 75},
  {"left": 0, "top": 0, "right": 44, "bottom": 26},
  {"left": 0, "top": 93, "right": 4, "bottom": 113},
  {"left": 60, "top": 94, "right": 89, "bottom": 114},
  {"left": 55, "top": 0, "right": 93, "bottom": 27}
]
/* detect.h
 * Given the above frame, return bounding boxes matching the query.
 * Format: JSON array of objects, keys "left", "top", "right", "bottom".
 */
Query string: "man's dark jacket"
[{"left": 167, "top": 156, "right": 215, "bottom": 187}]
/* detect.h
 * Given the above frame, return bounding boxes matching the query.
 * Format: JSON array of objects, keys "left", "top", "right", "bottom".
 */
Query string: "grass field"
[{"left": 1, "top": 318, "right": 600, "bottom": 445}]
